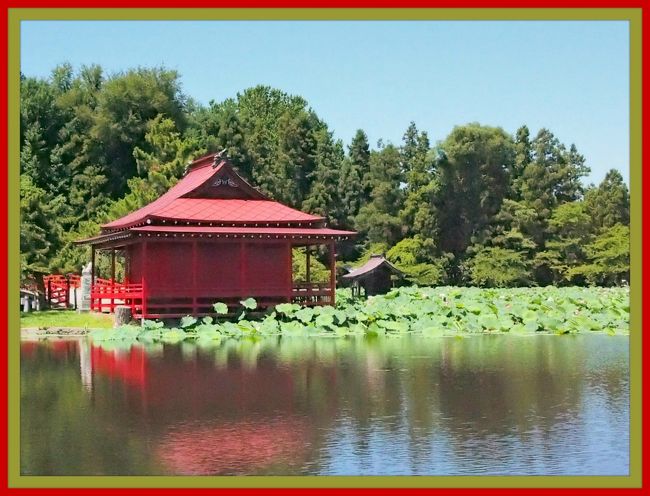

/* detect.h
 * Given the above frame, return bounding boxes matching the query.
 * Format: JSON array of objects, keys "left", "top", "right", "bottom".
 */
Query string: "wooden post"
[
  {"left": 240, "top": 241, "right": 247, "bottom": 300},
  {"left": 64, "top": 275, "right": 70, "bottom": 309},
  {"left": 305, "top": 246, "right": 311, "bottom": 285},
  {"left": 47, "top": 279, "right": 52, "bottom": 309},
  {"left": 124, "top": 249, "right": 130, "bottom": 285},
  {"left": 286, "top": 242, "right": 293, "bottom": 303},
  {"left": 111, "top": 249, "right": 116, "bottom": 282},
  {"left": 142, "top": 240, "right": 147, "bottom": 319},
  {"left": 114, "top": 305, "right": 132, "bottom": 327},
  {"left": 192, "top": 240, "right": 197, "bottom": 315},
  {"left": 329, "top": 241, "right": 336, "bottom": 306},
  {"left": 110, "top": 249, "right": 116, "bottom": 313}
]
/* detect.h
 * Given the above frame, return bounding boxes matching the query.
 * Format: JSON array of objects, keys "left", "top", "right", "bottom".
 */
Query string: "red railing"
[
  {"left": 86, "top": 280, "right": 333, "bottom": 319},
  {"left": 90, "top": 279, "right": 144, "bottom": 318},
  {"left": 291, "top": 282, "right": 333, "bottom": 306},
  {"left": 44, "top": 274, "right": 81, "bottom": 309}
]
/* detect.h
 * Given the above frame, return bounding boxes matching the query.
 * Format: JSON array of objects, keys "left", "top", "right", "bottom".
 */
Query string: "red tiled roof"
[
  {"left": 102, "top": 155, "right": 324, "bottom": 230},
  {"left": 103, "top": 159, "right": 225, "bottom": 230},
  {"left": 150, "top": 199, "right": 322, "bottom": 224}
]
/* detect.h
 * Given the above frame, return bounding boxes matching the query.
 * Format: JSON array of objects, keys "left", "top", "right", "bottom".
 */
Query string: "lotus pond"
[
  {"left": 21, "top": 286, "right": 630, "bottom": 476},
  {"left": 90, "top": 286, "right": 630, "bottom": 343}
]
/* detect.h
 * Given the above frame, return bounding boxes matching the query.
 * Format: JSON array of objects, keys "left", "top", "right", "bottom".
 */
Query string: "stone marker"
[{"left": 79, "top": 262, "right": 92, "bottom": 312}]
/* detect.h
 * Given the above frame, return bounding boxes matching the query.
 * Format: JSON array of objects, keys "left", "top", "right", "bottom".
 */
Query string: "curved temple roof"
[
  {"left": 102, "top": 154, "right": 325, "bottom": 231},
  {"left": 79, "top": 152, "right": 355, "bottom": 245}
]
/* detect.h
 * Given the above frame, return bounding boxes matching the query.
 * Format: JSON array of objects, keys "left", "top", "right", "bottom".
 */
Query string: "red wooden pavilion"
[{"left": 77, "top": 152, "right": 356, "bottom": 319}]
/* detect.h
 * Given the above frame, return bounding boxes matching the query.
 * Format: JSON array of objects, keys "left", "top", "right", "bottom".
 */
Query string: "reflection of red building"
[
  {"left": 90, "top": 345, "right": 147, "bottom": 388},
  {"left": 20, "top": 341, "right": 39, "bottom": 358},
  {"left": 90, "top": 343, "right": 317, "bottom": 474},
  {"left": 21, "top": 339, "right": 340, "bottom": 475},
  {"left": 157, "top": 418, "right": 309, "bottom": 475},
  {"left": 20, "top": 339, "right": 78, "bottom": 359}
]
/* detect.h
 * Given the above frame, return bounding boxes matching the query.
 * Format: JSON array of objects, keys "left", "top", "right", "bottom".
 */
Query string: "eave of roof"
[
  {"left": 132, "top": 226, "right": 356, "bottom": 238},
  {"left": 77, "top": 226, "right": 356, "bottom": 245}
]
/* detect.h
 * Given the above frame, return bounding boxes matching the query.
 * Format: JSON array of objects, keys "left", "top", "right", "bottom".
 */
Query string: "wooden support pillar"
[
  {"left": 329, "top": 241, "right": 336, "bottom": 306},
  {"left": 305, "top": 246, "right": 311, "bottom": 284},
  {"left": 287, "top": 242, "right": 293, "bottom": 303},
  {"left": 192, "top": 240, "right": 197, "bottom": 315},
  {"left": 124, "top": 248, "right": 129, "bottom": 285},
  {"left": 240, "top": 241, "right": 247, "bottom": 299},
  {"left": 111, "top": 249, "right": 116, "bottom": 282},
  {"left": 110, "top": 249, "right": 116, "bottom": 313},
  {"left": 142, "top": 240, "right": 148, "bottom": 319}
]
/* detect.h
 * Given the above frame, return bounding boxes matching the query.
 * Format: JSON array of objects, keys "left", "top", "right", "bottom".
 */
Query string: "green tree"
[
  {"left": 91, "top": 67, "right": 187, "bottom": 198},
  {"left": 20, "top": 175, "right": 63, "bottom": 277},
  {"left": 584, "top": 169, "right": 629, "bottom": 229},
  {"left": 512, "top": 125, "right": 532, "bottom": 187},
  {"left": 465, "top": 247, "right": 532, "bottom": 287},
  {"left": 534, "top": 201, "right": 591, "bottom": 285},
  {"left": 354, "top": 143, "right": 404, "bottom": 246},
  {"left": 518, "top": 129, "right": 589, "bottom": 219},
  {"left": 337, "top": 130, "right": 371, "bottom": 228},
  {"left": 386, "top": 236, "right": 449, "bottom": 285},
  {"left": 570, "top": 224, "right": 629, "bottom": 286},
  {"left": 470, "top": 199, "right": 538, "bottom": 261},
  {"left": 436, "top": 123, "right": 515, "bottom": 258},
  {"left": 399, "top": 122, "right": 438, "bottom": 240},
  {"left": 302, "top": 129, "right": 345, "bottom": 222}
]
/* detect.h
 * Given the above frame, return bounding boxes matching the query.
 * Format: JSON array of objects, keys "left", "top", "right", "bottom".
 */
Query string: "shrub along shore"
[{"left": 85, "top": 286, "right": 629, "bottom": 345}]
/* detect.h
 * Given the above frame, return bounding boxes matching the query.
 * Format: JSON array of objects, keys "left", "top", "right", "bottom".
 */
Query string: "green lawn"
[{"left": 20, "top": 310, "right": 114, "bottom": 329}]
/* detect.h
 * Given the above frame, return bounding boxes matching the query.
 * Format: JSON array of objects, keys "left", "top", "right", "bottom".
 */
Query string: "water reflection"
[{"left": 20, "top": 335, "right": 629, "bottom": 476}]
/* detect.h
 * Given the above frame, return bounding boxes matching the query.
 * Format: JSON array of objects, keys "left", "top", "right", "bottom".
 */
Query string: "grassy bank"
[{"left": 20, "top": 310, "right": 114, "bottom": 330}]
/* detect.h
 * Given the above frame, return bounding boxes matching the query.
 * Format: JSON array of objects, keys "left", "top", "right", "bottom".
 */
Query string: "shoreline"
[
  {"left": 20, "top": 328, "right": 628, "bottom": 340},
  {"left": 21, "top": 328, "right": 93, "bottom": 338}
]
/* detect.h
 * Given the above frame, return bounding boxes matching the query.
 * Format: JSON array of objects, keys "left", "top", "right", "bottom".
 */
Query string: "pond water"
[{"left": 20, "top": 334, "right": 629, "bottom": 476}]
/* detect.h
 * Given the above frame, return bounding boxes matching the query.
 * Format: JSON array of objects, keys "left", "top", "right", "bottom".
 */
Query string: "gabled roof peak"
[
  {"left": 184, "top": 149, "right": 230, "bottom": 174},
  {"left": 100, "top": 149, "right": 326, "bottom": 231}
]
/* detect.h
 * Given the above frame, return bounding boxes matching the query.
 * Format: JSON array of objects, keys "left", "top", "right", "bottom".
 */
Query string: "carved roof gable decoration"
[
  {"left": 182, "top": 151, "right": 268, "bottom": 201},
  {"left": 97, "top": 150, "right": 353, "bottom": 232}
]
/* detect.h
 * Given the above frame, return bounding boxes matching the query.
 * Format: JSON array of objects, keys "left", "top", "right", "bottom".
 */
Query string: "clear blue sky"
[{"left": 20, "top": 20, "right": 630, "bottom": 185}]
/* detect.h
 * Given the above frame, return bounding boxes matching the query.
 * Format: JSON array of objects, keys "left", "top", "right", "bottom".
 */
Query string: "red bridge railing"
[
  {"left": 46, "top": 275, "right": 332, "bottom": 319},
  {"left": 44, "top": 274, "right": 81, "bottom": 309},
  {"left": 90, "top": 279, "right": 145, "bottom": 318}
]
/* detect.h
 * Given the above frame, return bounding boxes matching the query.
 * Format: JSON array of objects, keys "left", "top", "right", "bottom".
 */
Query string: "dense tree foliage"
[{"left": 20, "top": 65, "right": 630, "bottom": 287}]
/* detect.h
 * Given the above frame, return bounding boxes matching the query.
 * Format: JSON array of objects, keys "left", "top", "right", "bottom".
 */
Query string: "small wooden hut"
[
  {"left": 342, "top": 255, "right": 404, "bottom": 297},
  {"left": 77, "top": 152, "right": 356, "bottom": 318}
]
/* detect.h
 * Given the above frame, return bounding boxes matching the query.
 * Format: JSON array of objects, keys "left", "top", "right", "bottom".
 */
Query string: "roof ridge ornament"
[
  {"left": 212, "top": 148, "right": 229, "bottom": 168},
  {"left": 182, "top": 159, "right": 193, "bottom": 177}
]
